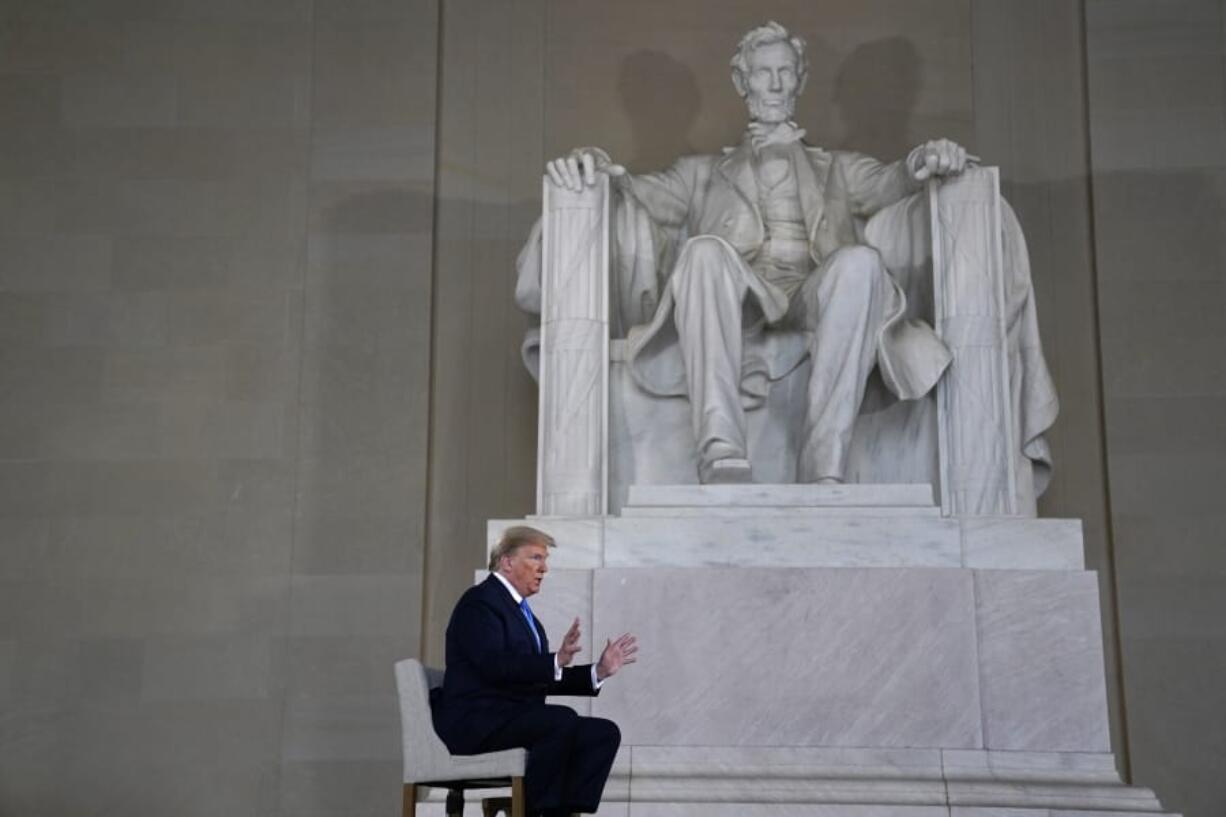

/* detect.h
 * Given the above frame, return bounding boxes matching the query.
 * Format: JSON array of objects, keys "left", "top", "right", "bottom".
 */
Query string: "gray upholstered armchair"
[{"left": 394, "top": 658, "right": 527, "bottom": 817}]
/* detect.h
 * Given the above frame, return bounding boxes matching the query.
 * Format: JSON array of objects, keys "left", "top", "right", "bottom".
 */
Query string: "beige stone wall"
[
  {"left": 423, "top": 0, "right": 544, "bottom": 675},
  {"left": 1085, "top": 2, "right": 1226, "bottom": 815},
  {"left": 0, "top": 1, "right": 436, "bottom": 815}
]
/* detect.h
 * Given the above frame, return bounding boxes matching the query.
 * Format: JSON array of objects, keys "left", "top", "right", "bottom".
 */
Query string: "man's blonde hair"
[{"left": 488, "top": 525, "right": 555, "bottom": 572}]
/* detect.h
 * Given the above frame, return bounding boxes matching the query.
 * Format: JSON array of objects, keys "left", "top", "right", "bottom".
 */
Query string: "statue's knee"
[
  {"left": 829, "top": 245, "right": 884, "bottom": 274},
  {"left": 823, "top": 246, "right": 887, "bottom": 296},
  {"left": 680, "top": 235, "right": 736, "bottom": 267},
  {"left": 673, "top": 236, "right": 741, "bottom": 292}
]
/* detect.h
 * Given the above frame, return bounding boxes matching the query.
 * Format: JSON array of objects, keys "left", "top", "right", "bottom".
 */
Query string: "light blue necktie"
[{"left": 518, "top": 599, "right": 542, "bottom": 653}]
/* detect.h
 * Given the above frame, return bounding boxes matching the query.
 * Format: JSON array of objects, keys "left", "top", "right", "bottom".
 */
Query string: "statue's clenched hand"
[
  {"left": 546, "top": 149, "right": 625, "bottom": 192},
  {"left": 908, "top": 138, "right": 978, "bottom": 182}
]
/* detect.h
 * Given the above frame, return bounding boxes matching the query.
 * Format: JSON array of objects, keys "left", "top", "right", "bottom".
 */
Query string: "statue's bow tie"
[{"left": 748, "top": 121, "right": 807, "bottom": 150}]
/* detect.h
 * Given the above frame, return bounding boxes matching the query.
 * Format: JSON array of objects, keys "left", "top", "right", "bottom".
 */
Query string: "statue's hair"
[
  {"left": 488, "top": 525, "right": 555, "bottom": 572},
  {"left": 730, "top": 21, "right": 808, "bottom": 96}
]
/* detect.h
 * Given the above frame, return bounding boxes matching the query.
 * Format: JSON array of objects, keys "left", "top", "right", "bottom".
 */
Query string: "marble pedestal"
[{"left": 474, "top": 485, "right": 1178, "bottom": 817}]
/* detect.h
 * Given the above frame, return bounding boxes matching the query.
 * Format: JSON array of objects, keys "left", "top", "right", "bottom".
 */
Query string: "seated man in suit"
[{"left": 431, "top": 526, "right": 638, "bottom": 817}]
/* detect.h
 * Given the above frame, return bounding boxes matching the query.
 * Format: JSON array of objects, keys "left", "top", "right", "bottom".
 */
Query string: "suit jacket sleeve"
[
  {"left": 618, "top": 156, "right": 700, "bottom": 230},
  {"left": 838, "top": 151, "right": 920, "bottom": 218},
  {"left": 536, "top": 617, "right": 601, "bottom": 697},
  {"left": 551, "top": 664, "right": 602, "bottom": 697}
]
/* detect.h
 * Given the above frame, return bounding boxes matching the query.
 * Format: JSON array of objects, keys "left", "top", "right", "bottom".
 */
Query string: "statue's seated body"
[
  {"left": 516, "top": 22, "right": 1058, "bottom": 517},
  {"left": 519, "top": 179, "right": 1056, "bottom": 514}
]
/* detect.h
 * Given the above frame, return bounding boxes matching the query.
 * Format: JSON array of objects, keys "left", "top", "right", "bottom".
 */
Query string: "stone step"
[
  {"left": 417, "top": 747, "right": 1174, "bottom": 816},
  {"left": 487, "top": 516, "right": 1086, "bottom": 571},
  {"left": 603, "top": 514, "right": 962, "bottom": 567},
  {"left": 617, "top": 747, "right": 1166, "bottom": 813},
  {"left": 619, "top": 504, "right": 942, "bottom": 518},
  {"left": 625, "top": 482, "right": 936, "bottom": 508}
]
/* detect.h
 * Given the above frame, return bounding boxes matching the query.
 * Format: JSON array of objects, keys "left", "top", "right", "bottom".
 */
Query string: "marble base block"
[
  {"left": 624, "top": 483, "right": 936, "bottom": 507},
  {"left": 594, "top": 566, "right": 983, "bottom": 747},
  {"left": 975, "top": 571, "right": 1111, "bottom": 751},
  {"left": 520, "top": 566, "right": 1109, "bottom": 753},
  {"left": 603, "top": 515, "right": 961, "bottom": 567},
  {"left": 469, "top": 506, "right": 1172, "bottom": 817}
]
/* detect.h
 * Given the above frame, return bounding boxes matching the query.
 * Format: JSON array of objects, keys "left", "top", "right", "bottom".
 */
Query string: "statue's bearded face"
[{"left": 741, "top": 40, "right": 801, "bottom": 124}]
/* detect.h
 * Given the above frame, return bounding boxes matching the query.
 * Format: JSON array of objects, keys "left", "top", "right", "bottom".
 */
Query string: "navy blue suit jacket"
[{"left": 431, "top": 574, "right": 599, "bottom": 754}]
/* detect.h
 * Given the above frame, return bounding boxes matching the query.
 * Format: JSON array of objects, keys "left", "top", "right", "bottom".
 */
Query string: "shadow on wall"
[
  {"left": 1086, "top": 163, "right": 1226, "bottom": 817},
  {"left": 612, "top": 36, "right": 927, "bottom": 173},
  {"left": 617, "top": 49, "right": 702, "bottom": 172},
  {"left": 834, "top": 36, "right": 924, "bottom": 160}
]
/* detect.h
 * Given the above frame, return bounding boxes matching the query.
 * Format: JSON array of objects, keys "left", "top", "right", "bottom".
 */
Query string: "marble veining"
[
  {"left": 624, "top": 483, "right": 936, "bottom": 507},
  {"left": 590, "top": 567, "right": 982, "bottom": 748},
  {"left": 960, "top": 517, "right": 1084, "bottom": 570},
  {"left": 974, "top": 570, "right": 1111, "bottom": 752},
  {"left": 620, "top": 505, "right": 942, "bottom": 517},
  {"left": 486, "top": 515, "right": 1088, "bottom": 571},
  {"left": 603, "top": 515, "right": 961, "bottom": 568}
]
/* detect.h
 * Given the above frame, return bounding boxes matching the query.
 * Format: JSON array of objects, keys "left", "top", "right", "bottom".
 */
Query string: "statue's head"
[{"left": 730, "top": 21, "right": 808, "bottom": 124}]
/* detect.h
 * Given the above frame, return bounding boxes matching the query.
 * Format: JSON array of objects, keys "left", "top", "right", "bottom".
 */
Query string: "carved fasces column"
[
  {"left": 929, "top": 167, "right": 1019, "bottom": 515},
  {"left": 536, "top": 176, "right": 610, "bottom": 516}
]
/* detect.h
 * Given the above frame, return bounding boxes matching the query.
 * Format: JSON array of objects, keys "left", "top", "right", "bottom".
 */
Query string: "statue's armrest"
[
  {"left": 926, "top": 167, "right": 1019, "bottom": 515},
  {"left": 536, "top": 175, "right": 612, "bottom": 516}
]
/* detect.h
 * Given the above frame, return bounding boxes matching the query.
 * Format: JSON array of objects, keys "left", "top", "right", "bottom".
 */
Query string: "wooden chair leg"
[
  {"left": 481, "top": 796, "right": 511, "bottom": 817},
  {"left": 445, "top": 788, "right": 465, "bottom": 817},
  {"left": 402, "top": 784, "right": 417, "bottom": 817},
  {"left": 510, "top": 776, "right": 526, "bottom": 817}
]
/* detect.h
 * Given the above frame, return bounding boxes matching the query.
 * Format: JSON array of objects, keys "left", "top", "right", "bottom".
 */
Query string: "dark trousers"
[{"left": 479, "top": 704, "right": 620, "bottom": 816}]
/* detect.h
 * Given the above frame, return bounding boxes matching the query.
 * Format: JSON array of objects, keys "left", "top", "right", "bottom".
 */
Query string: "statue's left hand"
[
  {"left": 546, "top": 149, "right": 625, "bottom": 192},
  {"left": 908, "top": 138, "right": 977, "bottom": 181}
]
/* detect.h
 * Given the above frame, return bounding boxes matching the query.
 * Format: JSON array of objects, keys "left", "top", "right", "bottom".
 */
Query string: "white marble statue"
[{"left": 517, "top": 21, "right": 1058, "bottom": 500}]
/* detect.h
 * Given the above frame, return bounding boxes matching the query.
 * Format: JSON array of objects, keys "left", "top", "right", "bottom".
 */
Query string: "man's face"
[
  {"left": 742, "top": 40, "right": 801, "bottom": 124},
  {"left": 500, "top": 541, "right": 549, "bottom": 598}
]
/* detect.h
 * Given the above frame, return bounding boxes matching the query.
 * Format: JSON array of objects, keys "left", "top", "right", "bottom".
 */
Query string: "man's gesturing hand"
[
  {"left": 557, "top": 617, "right": 582, "bottom": 667},
  {"left": 595, "top": 633, "right": 638, "bottom": 681}
]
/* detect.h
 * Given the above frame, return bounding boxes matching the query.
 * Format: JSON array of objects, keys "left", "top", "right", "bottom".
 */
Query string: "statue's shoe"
[{"left": 699, "top": 457, "right": 753, "bottom": 484}]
